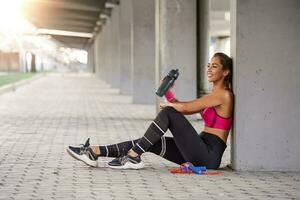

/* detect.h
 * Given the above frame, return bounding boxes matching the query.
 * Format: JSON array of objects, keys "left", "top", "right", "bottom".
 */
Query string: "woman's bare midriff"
[{"left": 203, "top": 127, "right": 229, "bottom": 143}]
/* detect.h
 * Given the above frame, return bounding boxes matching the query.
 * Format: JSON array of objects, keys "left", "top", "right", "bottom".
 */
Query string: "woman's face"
[{"left": 207, "top": 56, "right": 228, "bottom": 82}]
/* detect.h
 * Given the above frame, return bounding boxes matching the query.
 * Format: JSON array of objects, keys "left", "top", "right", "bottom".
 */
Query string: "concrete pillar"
[
  {"left": 156, "top": 0, "right": 197, "bottom": 103},
  {"left": 132, "top": 0, "right": 156, "bottom": 104},
  {"left": 104, "top": 19, "right": 113, "bottom": 85},
  {"left": 110, "top": 6, "right": 121, "bottom": 88},
  {"left": 94, "top": 34, "right": 100, "bottom": 77},
  {"left": 100, "top": 31, "right": 107, "bottom": 80},
  {"left": 95, "top": 29, "right": 104, "bottom": 79},
  {"left": 98, "top": 28, "right": 107, "bottom": 80},
  {"left": 119, "top": 0, "right": 133, "bottom": 95},
  {"left": 106, "top": 19, "right": 112, "bottom": 85},
  {"left": 198, "top": 0, "right": 210, "bottom": 95},
  {"left": 95, "top": 20, "right": 108, "bottom": 83},
  {"left": 231, "top": 0, "right": 300, "bottom": 171},
  {"left": 87, "top": 43, "right": 95, "bottom": 73},
  {"left": 30, "top": 53, "right": 36, "bottom": 73},
  {"left": 19, "top": 49, "right": 26, "bottom": 72}
]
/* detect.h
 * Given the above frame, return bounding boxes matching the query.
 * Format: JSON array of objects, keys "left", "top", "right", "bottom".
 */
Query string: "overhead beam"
[
  {"left": 52, "top": 35, "right": 89, "bottom": 49},
  {"left": 24, "top": 0, "right": 104, "bottom": 12},
  {"left": 37, "top": 29, "right": 93, "bottom": 38},
  {"left": 22, "top": 0, "right": 106, "bottom": 49},
  {"left": 24, "top": 8, "right": 99, "bottom": 22},
  {"left": 34, "top": 24, "right": 93, "bottom": 33},
  {"left": 28, "top": 17, "right": 96, "bottom": 28}
]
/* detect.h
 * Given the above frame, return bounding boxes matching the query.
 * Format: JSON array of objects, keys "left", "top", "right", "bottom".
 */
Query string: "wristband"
[{"left": 164, "top": 90, "right": 175, "bottom": 102}]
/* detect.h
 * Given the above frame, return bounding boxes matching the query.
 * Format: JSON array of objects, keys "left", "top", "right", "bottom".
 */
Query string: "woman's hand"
[
  {"left": 159, "top": 102, "right": 172, "bottom": 109},
  {"left": 160, "top": 102, "right": 184, "bottom": 113}
]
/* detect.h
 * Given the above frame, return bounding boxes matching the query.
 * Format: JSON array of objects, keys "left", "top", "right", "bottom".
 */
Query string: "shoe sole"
[
  {"left": 108, "top": 161, "right": 145, "bottom": 170},
  {"left": 66, "top": 147, "right": 98, "bottom": 167}
]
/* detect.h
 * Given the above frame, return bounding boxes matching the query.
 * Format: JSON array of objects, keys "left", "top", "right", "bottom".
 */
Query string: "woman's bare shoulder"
[{"left": 215, "top": 89, "right": 233, "bottom": 103}]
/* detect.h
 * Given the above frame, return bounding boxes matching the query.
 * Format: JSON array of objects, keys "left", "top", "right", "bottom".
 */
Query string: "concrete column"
[
  {"left": 94, "top": 34, "right": 101, "bottom": 78},
  {"left": 231, "top": 0, "right": 300, "bottom": 171},
  {"left": 100, "top": 27, "right": 108, "bottom": 81},
  {"left": 96, "top": 27, "right": 106, "bottom": 80},
  {"left": 198, "top": 0, "right": 210, "bottom": 95},
  {"left": 87, "top": 43, "right": 95, "bottom": 73},
  {"left": 19, "top": 50, "right": 26, "bottom": 72},
  {"left": 30, "top": 53, "right": 36, "bottom": 73},
  {"left": 156, "top": 0, "right": 197, "bottom": 103},
  {"left": 105, "top": 19, "right": 113, "bottom": 85},
  {"left": 132, "top": 0, "right": 156, "bottom": 104},
  {"left": 119, "top": 0, "right": 133, "bottom": 95},
  {"left": 110, "top": 6, "right": 121, "bottom": 88}
]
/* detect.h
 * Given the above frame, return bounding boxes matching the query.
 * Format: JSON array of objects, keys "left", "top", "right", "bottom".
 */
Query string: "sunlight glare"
[{"left": 0, "top": 0, "right": 32, "bottom": 33}]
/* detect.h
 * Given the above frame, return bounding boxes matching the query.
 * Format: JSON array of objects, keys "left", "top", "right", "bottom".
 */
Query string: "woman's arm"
[
  {"left": 169, "top": 98, "right": 178, "bottom": 103},
  {"left": 160, "top": 92, "right": 225, "bottom": 114}
]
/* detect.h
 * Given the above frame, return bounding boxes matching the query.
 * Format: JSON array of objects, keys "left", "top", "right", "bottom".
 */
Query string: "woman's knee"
[
  {"left": 157, "top": 106, "right": 183, "bottom": 127},
  {"left": 156, "top": 106, "right": 177, "bottom": 120},
  {"left": 160, "top": 106, "right": 177, "bottom": 116}
]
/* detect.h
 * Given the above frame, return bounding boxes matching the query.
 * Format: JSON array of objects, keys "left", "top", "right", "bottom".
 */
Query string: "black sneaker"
[
  {"left": 108, "top": 154, "right": 144, "bottom": 169},
  {"left": 66, "top": 138, "right": 99, "bottom": 167}
]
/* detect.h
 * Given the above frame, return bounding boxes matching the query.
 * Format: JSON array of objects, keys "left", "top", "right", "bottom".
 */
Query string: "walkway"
[{"left": 0, "top": 74, "right": 299, "bottom": 200}]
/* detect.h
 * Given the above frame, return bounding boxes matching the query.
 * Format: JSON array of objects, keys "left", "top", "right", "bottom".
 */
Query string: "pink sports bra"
[{"left": 200, "top": 107, "right": 232, "bottom": 131}]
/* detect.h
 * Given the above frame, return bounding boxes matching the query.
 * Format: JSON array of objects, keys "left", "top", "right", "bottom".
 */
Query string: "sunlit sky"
[{"left": 0, "top": 0, "right": 88, "bottom": 64}]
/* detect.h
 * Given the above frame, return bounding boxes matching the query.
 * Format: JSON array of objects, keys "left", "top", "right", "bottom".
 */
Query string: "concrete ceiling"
[
  {"left": 22, "top": 0, "right": 230, "bottom": 49},
  {"left": 22, "top": 0, "right": 108, "bottom": 49}
]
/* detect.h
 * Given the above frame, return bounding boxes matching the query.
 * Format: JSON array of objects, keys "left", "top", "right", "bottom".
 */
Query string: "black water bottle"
[{"left": 156, "top": 69, "right": 179, "bottom": 97}]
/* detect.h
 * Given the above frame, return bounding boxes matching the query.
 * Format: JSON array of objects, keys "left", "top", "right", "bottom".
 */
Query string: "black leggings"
[{"left": 99, "top": 107, "right": 227, "bottom": 169}]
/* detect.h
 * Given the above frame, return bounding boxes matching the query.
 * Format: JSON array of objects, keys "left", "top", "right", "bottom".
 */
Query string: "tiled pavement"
[{"left": 0, "top": 74, "right": 299, "bottom": 200}]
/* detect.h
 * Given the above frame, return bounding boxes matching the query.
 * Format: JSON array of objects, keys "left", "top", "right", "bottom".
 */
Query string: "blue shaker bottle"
[{"left": 156, "top": 69, "right": 179, "bottom": 97}]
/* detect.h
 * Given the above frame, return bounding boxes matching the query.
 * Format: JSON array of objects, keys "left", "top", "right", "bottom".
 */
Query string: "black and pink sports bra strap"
[{"left": 200, "top": 107, "right": 232, "bottom": 130}]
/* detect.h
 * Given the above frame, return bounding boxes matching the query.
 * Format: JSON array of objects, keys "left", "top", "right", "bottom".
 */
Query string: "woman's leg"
[
  {"left": 68, "top": 107, "right": 223, "bottom": 168},
  {"left": 95, "top": 136, "right": 185, "bottom": 165},
  {"left": 68, "top": 136, "right": 184, "bottom": 168},
  {"left": 106, "top": 107, "right": 211, "bottom": 169},
  {"left": 130, "top": 107, "right": 221, "bottom": 168},
  {"left": 160, "top": 107, "right": 210, "bottom": 166},
  {"left": 147, "top": 136, "right": 185, "bottom": 165},
  {"left": 96, "top": 139, "right": 139, "bottom": 158}
]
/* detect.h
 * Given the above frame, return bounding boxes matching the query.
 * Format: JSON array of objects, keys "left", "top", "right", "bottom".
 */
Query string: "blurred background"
[
  {"left": 0, "top": 0, "right": 88, "bottom": 75},
  {"left": 0, "top": 0, "right": 230, "bottom": 85}
]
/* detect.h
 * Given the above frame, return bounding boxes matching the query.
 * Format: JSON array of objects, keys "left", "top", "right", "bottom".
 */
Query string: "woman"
[{"left": 67, "top": 52, "right": 233, "bottom": 170}]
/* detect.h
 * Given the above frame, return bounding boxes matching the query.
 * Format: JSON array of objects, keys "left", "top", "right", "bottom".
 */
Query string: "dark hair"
[{"left": 213, "top": 52, "right": 233, "bottom": 90}]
